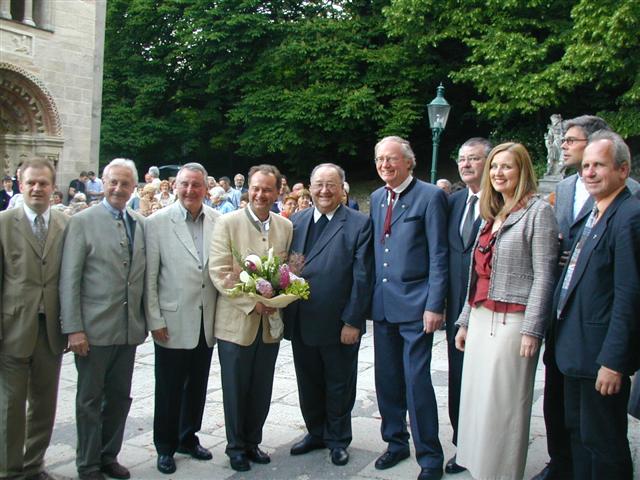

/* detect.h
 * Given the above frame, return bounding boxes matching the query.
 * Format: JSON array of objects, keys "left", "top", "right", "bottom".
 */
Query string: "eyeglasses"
[
  {"left": 375, "top": 156, "right": 403, "bottom": 165},
  {"left": 310, "top": 182, "right": 340, "bottom": 191},
  {"left": 561, "top": 137, "right": 588, "bottom": 146},
  {"left": 457, "top": 155, "right": 484, "bottom": 164}
]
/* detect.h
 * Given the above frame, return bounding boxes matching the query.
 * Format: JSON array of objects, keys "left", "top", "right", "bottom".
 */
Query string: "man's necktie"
[
  {"left": 305, "top": 214, "right": 329, "bottom": 254},
  {"left": 381, "top": 187, "right": 396, "bottom": 243},
  {"left": 461, "top": 195, "right": 478, "bottom": 247},
  {"left": 557, "top": 204, "right": 598, "bottom": 316},
  {"left": 34, "top": 214, "right": 47, "bottom": 247}
]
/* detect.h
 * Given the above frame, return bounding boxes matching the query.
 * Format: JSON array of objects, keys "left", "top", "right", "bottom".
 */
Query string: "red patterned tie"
[{"left": 382, "top": 187, "right": 396, "bottom": 243}]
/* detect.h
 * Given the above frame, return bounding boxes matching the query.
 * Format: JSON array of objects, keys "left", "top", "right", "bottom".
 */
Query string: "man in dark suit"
[
  {"left": 283, "top": 163, "right": 373, "bottom": 466},
  {"left": 0, "top": 159, "right": 69, "bottom": 480},
  {"left": 534, "top": 116, "right": 639, "bottom": 480},
  {"left": 554, "top": 130, "right": 640, "bottom": 480},
  {"left": 370, "top": 136, "right": 448, "bottom": 480},
  {"left": 444, "top": 137, "right": 491, "bottom": 474}
]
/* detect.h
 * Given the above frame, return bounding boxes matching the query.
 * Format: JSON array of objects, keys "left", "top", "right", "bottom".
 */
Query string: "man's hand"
[
  {"left": 596, "top": 366, "right": 623, "bottom": 395},
  {"left": 455, "top": 326, "right": 467, "bottom": 352},
  {"left": 423, "top": 311, "right": 443, "bottom": 334},
  {"left": 340, "top": 325, "right": 360, "bottom": 345},
  {"left": 152, "top": 327, "right": 169, "bottom": 343},
  {"left": 520, "top": 334, "right": 540, "bottom": 358},
  {"left": 254, "top": 302, "right": 276, "bottom": 316},
  {"left": 67, "top": 331, "right": 90, "bottom": 356}
]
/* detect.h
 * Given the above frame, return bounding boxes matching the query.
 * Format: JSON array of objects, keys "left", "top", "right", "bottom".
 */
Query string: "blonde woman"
[{"left": 454, "top": 143, "right": 559, "bottom": 480}]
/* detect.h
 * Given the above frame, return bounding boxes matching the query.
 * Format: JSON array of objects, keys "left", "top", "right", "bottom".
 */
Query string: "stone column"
[
  {"left": 22, "top": 0, "right": 36, "bottom": 26},
  {"left": 0, "top": 0, "right": 12, "bottom": 20},
  {"left": 35, "top": 0, "right": 53, "bottom": 30}
]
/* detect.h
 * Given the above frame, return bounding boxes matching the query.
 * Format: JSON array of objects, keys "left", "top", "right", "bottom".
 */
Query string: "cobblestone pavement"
[{"left": 46, "top": 323, "right": 639, "bottom": 479}]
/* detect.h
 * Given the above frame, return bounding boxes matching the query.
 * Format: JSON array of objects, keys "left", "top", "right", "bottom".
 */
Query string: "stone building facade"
[{"left": 0, "top": 0, "right": 106, "bottom": 192}]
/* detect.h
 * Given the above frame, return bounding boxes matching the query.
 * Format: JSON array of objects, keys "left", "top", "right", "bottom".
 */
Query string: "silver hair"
[
  {"left": 209, "top": 186, "right": 226, "bottom": 200},
  {"left": 103, "top": 158, "right": 138, "bottom": 184},
  {"left": 374, "top": 136, "right": 416, "bottom": 169},
  {"left": 459, "top": 137, "right": 492, "bottom": 158},
  {"left": 148, "top": 166, "right": 160, "bottom": 178},
  {"left": 310, "top": 163, "right": 346, "bottom": 184},
  {"left": 588, "top": 130, "right": 631, "bottom": 169},
  {"left": 177, "top": 162, "right": 208, "bottom": 182}
]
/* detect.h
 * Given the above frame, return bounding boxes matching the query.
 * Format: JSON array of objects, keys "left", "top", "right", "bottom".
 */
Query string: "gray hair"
[
  {"left": 588, "top": 130, "right": 631, "bottom": 168},
  {"left": 564, "top": 115, "right": 611, "bottom": 138},
  {"left": 210, "top": 186, "right": 226, "bottom": 200},
  {"left": 374, "top": 136, "right": 416, "bottom": 169},
  {"left": 103, "top": 158, "right": 138, "bottom": 184},
  {"left": 177, "top": 162, "right": 208, "bottom": 182},
  {"left": 148, "top": 166, "right": 160, "bottom": 178},
  {"left": 459, "top": 137, "right": 492, "bottom": 158},
  {"left": 310, "top": 163, "right": 346, "bottom": 184}
]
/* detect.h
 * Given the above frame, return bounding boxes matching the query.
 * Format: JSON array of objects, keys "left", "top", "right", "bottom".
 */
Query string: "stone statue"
[{"left": 545, "top": 114, "right": 564, "bottom": 176}]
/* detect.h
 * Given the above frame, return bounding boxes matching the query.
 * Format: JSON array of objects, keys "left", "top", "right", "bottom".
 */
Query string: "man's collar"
[
  {"left": 467, "top": 189, "right": 482, "bottom": 201},
  {"left": 247, "top": 205, "right": 270, "bottom": 224},
  {"left": 387, "top": 175, "right": 414, "bottom": 194},
  {"left": 595, "top": 184, "right": 627, "bottom": 218},
  {"left": 313, "top": 204, "right": 340, "bottom": 222},
  {"left": 101, "top": 198, "right": 126, "bottom": 218},
  {"left": 22, "top": 203, "right": 50, "bottom": 223},
  {"left": 177, "top": 200, "right": 204, "bottom": 221}
]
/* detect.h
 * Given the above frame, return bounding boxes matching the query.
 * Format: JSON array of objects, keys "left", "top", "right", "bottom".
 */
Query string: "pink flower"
[
  {"left": 256, "top": 279, "right": 274, "bottom": 298},
  {"left": 279, "top": 265, "right": 291, "bottom": 290}
]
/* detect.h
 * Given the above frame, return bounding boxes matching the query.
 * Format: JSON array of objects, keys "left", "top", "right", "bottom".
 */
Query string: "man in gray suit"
[
  {"left": 145, "top": 163, "right": 220, "bottom": 474},
  {"left": 60, "top": 158, "right": 146, "bottom": 480},
  {"left": 534, "top": 116, "right": 639, "bottom": 480},
  {"left": 0, "top": 159, "right": 69, "bottom": 480}
]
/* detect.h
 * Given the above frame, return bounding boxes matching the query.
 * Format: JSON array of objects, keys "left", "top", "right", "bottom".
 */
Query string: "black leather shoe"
[
  {"left": 330, "top": 448, "right": 349, "bottom": 466},
  {"left": 99, "top": 462, "right": 130, "bottom": 479},
  {"left": 530, "top": 462, "right": 573, "bottom": 480},
  {"left": 176, "top": 444, "right": 213, "bottom": 460},
  {"left": 418, "top": 467, "right": 443, "bottom": 480},
  {"left": 229, "top": 453, "right": 251, "bottom": 472},
  {"left": 374, "top": 449, "right": 410, "bottom": 470},
  {"left": 246, "top": 446, "right": 270, "bottom": 464},
  {"left": 290, "top": 435, "right": 325, "bottom": 455},
  {"left": 445, "top": 454, "right": 466, "bottom": 474},
  {"left": 156, "top": 455, "right": 176, "bottom": 475}
]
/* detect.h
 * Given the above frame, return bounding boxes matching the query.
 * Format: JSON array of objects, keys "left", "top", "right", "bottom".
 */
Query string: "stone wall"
[{"left": 0, "top": 0, "right": 106, "bottom": 194}]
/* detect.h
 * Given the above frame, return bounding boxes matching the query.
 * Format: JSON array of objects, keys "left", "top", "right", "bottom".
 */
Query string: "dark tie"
[
  {"left": 118, "top": 212, "right": 133, "bottom": 256},
  {"left": 381, "top": 187, "right": 396, "bottom": 243},
  {"left": 34, "top": 214, "right": 47, "bottom": 248},
  {"left": 304, "top": 214, "right": 329, "bottom": 254},
  {"left": 461, "top": 195, "right": 478, "bottom": 247}
]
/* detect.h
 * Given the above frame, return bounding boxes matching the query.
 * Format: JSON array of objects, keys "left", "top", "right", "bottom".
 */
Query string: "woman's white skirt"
[{"left": 456, "top": 304, "right": 540, "bottom": 480}]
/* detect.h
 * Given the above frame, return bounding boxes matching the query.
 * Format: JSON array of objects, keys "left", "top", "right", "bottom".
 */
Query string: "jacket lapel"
[
  {"left": 15, "top": 210, "right": 42, "bottom": 258},
  {"left": 42, "top": 211, "right": 64, "bottom": 259},
  {"left": 171, "top": 205, "right": 200, "bottom": 262}
]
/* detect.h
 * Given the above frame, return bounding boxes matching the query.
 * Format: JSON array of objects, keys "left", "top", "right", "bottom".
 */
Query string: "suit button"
[
  {"left": 123, "top": 261, "right": 128, "bottom": 266},
  {"left": 120, "top": 241, "right": 125, "bottom": 247},
  {"left": 123, "top": 301, "right": 128, "bottom": 305},
  {"left": 384, "top": 248, "right": 389, "bottom": 253},
  {"left": 385, "top": 233, "right": 389, "bottom": 238},
  {"left": 262, "top": 238, "right": 266, "bottom": 242},
  {"left": 198, "top": 265, "right": 202, "bottom": 270},
  {"left": 42, "top": 260, "right": 47, "bottom": 265},
  {"left": 202, "top": 284, "right": 205, "bottom": 288},
  {"left": 383, "top": 262, "right": 388, "bottom": 267},
  {"left": 382, "top": 278, "right": 388, "bottom": 283}
]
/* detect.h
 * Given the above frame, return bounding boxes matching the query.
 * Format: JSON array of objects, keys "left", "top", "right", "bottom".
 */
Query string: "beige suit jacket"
[
  {"left": 0, "top": 207, "right": 68, "bottom": 357},
  {"left": 60, "top": 203, "right": 147, "bottom": 346},
  {"left": 209, "top": 208, "right": 292, "bottom": 346},
  {"left": 145, "top": 202, "right": 220, "bottom": 349}
]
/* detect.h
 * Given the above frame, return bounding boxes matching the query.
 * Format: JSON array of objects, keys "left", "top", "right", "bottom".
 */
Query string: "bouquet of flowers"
[{"left": 224, "top": 248, "right": 310, "bottom": 338}]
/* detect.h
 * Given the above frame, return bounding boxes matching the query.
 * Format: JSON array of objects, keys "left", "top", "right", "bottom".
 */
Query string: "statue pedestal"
[{"left": 538, "top": 174, "right": 563, "bottom": 195}]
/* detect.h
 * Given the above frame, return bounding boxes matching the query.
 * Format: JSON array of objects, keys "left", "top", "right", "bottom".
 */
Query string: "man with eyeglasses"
[
  {"left": 444, "top": 137, "right": 491, "bottom": 475},
  {"left": 533, "top": 116, "right": 639, "bottom": 480},
  {"left": 370, "top": 136, "right": 448, "bottom": 480}
]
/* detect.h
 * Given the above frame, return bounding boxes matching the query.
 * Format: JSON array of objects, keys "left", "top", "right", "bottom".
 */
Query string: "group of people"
[{"left": 0, "top": 118, "right": 638, "bottom": 480}]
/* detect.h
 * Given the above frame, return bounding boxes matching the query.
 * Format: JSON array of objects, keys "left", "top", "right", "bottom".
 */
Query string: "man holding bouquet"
[
  {"left": 283, "top": 163, "right": 373, "bottom": 466},
  {"left": 209, "top": 164, "right": 293, "bottom": 472}
]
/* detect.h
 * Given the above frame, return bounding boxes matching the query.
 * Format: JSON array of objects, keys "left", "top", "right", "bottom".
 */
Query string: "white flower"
[{"left": 245, "top": 254, "right": 262, "bottom": 271}]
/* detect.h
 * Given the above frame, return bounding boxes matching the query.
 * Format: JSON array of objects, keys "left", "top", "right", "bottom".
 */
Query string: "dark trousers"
[
  {"left": 564, "top": 375, "right": 633, "bottom": 480},
  {"left": 217, "top": 325, "right": 279, "bottom": 456},
  {"left": 153, "top": 322, "right": 213, "bottom": 455},
  {"left": 75, "top": 345, "right": 136, "bottom": 475},
  {"left": 291, "top": 327, "right": 359, "bottom": 449},
  {"left": 542, "top": 337, "right": 572, "bottom": 470},
  {"left": 373, "top": 319, "right": 443, "bottom": 470},
  {"left": 444, "top": 319, "right": 463, "bottom": 446}
]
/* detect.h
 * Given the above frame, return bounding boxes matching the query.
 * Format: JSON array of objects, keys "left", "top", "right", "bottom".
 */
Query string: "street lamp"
[{"left": 427, "top": 83, "right": 451, "bottom": 184}]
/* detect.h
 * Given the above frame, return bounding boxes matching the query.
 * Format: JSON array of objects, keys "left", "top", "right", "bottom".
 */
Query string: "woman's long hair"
[{"left": 479, "top": 142, "right": 537, "bottom": 222}]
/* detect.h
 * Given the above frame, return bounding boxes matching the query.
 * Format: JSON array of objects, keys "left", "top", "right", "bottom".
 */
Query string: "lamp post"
[{"left": 427, "top": 83, "right": 451, "bottom": 184}]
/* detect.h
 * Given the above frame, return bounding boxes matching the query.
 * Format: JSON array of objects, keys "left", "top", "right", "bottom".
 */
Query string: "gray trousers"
[
  {"left": 74, "top": 345, "right": 136, "bottom": 475},
  {"left": 0, "top": 320, "right": 62, "bottom": 478},
  {"left": 217, "top": 326, "right": 279, "bottom": 456}
]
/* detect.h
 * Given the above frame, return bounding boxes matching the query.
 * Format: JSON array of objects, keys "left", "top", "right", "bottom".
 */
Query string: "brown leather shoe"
[{"left": 100, "top": 462, "right": 130, "bottom": 479}]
